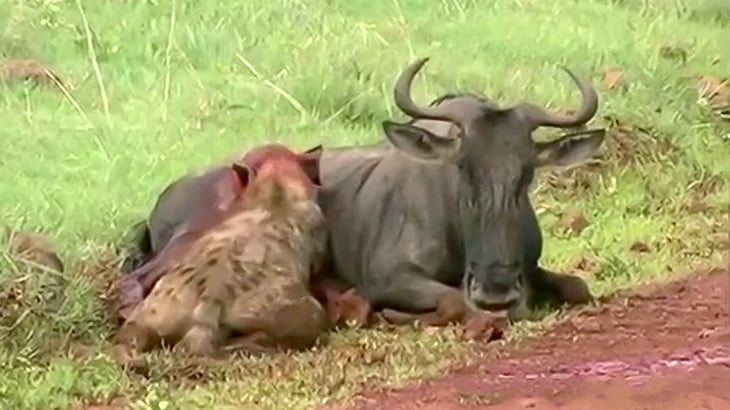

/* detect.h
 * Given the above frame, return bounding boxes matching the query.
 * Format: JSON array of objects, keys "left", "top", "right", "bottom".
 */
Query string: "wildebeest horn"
[
  {"left": 393, "top": 57, "right": 468, "bottom": 125},
  {"left": 516, "top": 66, "right": 598, "bottom": 129}
]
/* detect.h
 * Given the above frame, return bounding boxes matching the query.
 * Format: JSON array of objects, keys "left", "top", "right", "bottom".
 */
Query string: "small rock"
[
  {"left": 521, "top": 398, "right": 537, "bottom": 408},
  {"left": 573, "top": 256, "right": 596, "bottom": 273},
  {"left": 579, "top": 320, "right": 604, "bottom": 333},
  {"left": 697, "top": 328, "right": 716, "bottom": 339}
]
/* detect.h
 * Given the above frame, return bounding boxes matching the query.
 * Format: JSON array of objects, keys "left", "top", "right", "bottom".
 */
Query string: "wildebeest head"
[
  {"left": 240, "top": 144, "right": 323, "bottom": 184},
  {"left": 234, "top": 143, "right": 324, "bottom": 205},
  {"left": 382, "top": 57, "right": 605, "bottom": 311}
]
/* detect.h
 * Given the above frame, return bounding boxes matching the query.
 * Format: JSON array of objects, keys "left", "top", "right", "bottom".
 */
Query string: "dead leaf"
[
  {"left": 689, "top": 175, "right": 722, "bottom": 197},
  {"left": 6, "top": 229, "right": 65, "bottom": 273},
  {"left": 629, "top": 242, "right": 651, "bottom": 253},
  {"left": 709, "top": 233, "right": 729, "bottom": 251},
  {"left": 658, "top": 45, "right": 688, "bottom": 63},
  {"left": 0, "top": 58, "right": 64, "bottom": 88},
  {"left": 364, "top": 348, "right": 387, "bottom": 365},
  {"left": 697, "top": 75, "right": 729, "bottom": 102},
  {"left": 556, "top": 211, "right": 589, "bottom": 235},
  {"left": 696, "top": 75, "right": 729, "bottom": 121},
  {"left": 76, "top": 397, "right": 127, "bottom": 410},
  {"left": 601, "top": 67, "right": 624, "bottom": 91},
  {"left": 573, "top": 257, "right": 596, "bottom": 273},
  {"left": 685, "top": 198, "right": 709, "bottom": 214},
  {"left": 67, "top": 344, "right": 99, "bottom": 362}
]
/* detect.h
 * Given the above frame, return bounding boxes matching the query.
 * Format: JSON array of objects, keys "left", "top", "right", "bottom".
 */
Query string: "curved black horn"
[
  {"left": 517, "top": 66, "right": 598, "bottom": 129},
  {"left": 393, "top": 57, "right": 464, "bottom": 124}
]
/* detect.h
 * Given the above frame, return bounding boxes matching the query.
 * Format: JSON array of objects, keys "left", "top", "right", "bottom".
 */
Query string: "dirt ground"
[{"left": 327, "top": 267, "right": 729, "bottom": 410}]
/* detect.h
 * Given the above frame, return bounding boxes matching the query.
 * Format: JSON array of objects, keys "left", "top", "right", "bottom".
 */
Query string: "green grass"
[{"left": 0, "top": 0, "right": 727, "bottom": 408}]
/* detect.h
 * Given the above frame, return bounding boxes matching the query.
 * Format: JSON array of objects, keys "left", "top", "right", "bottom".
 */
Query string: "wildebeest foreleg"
[
  {"left": 509, "top": 266, "right": 594, "bottom": 322},
  {"left": 366, "top": 274, "right": 469, "bottom": 326},
  {"left": 379, "top": 287, "right": 508, "bottom": 340},
  {"left": 310, "top": 275, "right": 373, "bottom": 328},
  {"left": 529, "top": 267, "right": 594, "bottom": 307}
]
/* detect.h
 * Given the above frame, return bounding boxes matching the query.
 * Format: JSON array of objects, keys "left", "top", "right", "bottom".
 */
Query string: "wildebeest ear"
[
  {"left": 535, "top": 129, "right": 605, "bottom": 168},
  {"left": 382, "top": 120, "right": 461, "bottom": 162},
  {"left": 298, "top": 144, "right": 323, "bottom": 186},
  {"left": 230, "top": 162, "right": 254, "bottom": 186}
]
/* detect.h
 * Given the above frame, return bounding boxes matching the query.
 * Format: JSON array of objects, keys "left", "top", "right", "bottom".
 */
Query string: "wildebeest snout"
[{"left": 466, "top": 263, "right": 522, "bottom": 311}]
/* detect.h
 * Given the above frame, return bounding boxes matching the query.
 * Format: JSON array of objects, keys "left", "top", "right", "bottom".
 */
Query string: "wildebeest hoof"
[
  {"left": 370, "top": 311, "right": 399, "bottom": 330},
  {"left": 380, "top": 308, "right": 419, "bottom": 325},
  {"left": 462, "top": 311, "right": 508, "bottom": 341},
  {"left": 507, "top": 299, "right": 539, "bottom": 323},
  {"left": 554, "top": 274, "right": 594, "bottom": 305},
  {"left": 378, "top": 290, "right": 468, "bottom": 327},
  {"left": 329, "top": 288, "right": 372, "bottom": 328}
]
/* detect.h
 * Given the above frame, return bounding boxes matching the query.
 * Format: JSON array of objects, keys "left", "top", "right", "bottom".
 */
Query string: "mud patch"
[{"left": 329, "top": 267, "right": 729, "bottom": 410}]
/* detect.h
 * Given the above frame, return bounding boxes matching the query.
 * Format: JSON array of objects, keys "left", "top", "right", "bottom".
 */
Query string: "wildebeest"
[
  {"left": 119, "top": 57, "right": 604, "bottom": 326},
  {"left": 316, "top": 58, "right": 604, "bottom": 323},
  {"left": 112, "top": 144, "right": 329, "bottom": 363}
]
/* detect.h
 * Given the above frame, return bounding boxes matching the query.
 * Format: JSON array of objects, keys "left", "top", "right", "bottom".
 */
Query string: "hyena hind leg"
[
  {"left": 111, "top": 321, "right": 160, "bottom": 367},
  {"left": 220, "top": 331, "right": 280, "bottom": 357},
  {"left": 268, "top": 296, "right": 329, "bottom": 351},
  {"left": 178, "top": 298, "right": 223, "bottom": 357},
  {"left": 115, "top": 321, "right": 161, "bottom": 352}
]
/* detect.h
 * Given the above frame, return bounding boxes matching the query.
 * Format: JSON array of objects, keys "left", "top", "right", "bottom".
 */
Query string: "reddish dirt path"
[{"left": 327, "top": 267, "right": 729, "bottom": 410}]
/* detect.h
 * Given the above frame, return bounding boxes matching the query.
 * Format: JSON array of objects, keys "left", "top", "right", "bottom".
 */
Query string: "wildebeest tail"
[{"left": 118, "top": 219, "right": 153, "bottom": 274}]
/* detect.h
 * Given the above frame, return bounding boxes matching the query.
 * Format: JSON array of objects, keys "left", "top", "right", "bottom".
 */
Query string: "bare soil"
[{"left": 327, "top": 267, "right": 729, "bottom": 410}]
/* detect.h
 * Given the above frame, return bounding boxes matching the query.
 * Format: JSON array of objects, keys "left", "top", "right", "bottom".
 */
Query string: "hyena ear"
[
  {"left": 298, "top": 144, "right": 323, "bottom": 186},
  {"left": 230, "top": 162, "right": 254, "bottom": 187}
]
